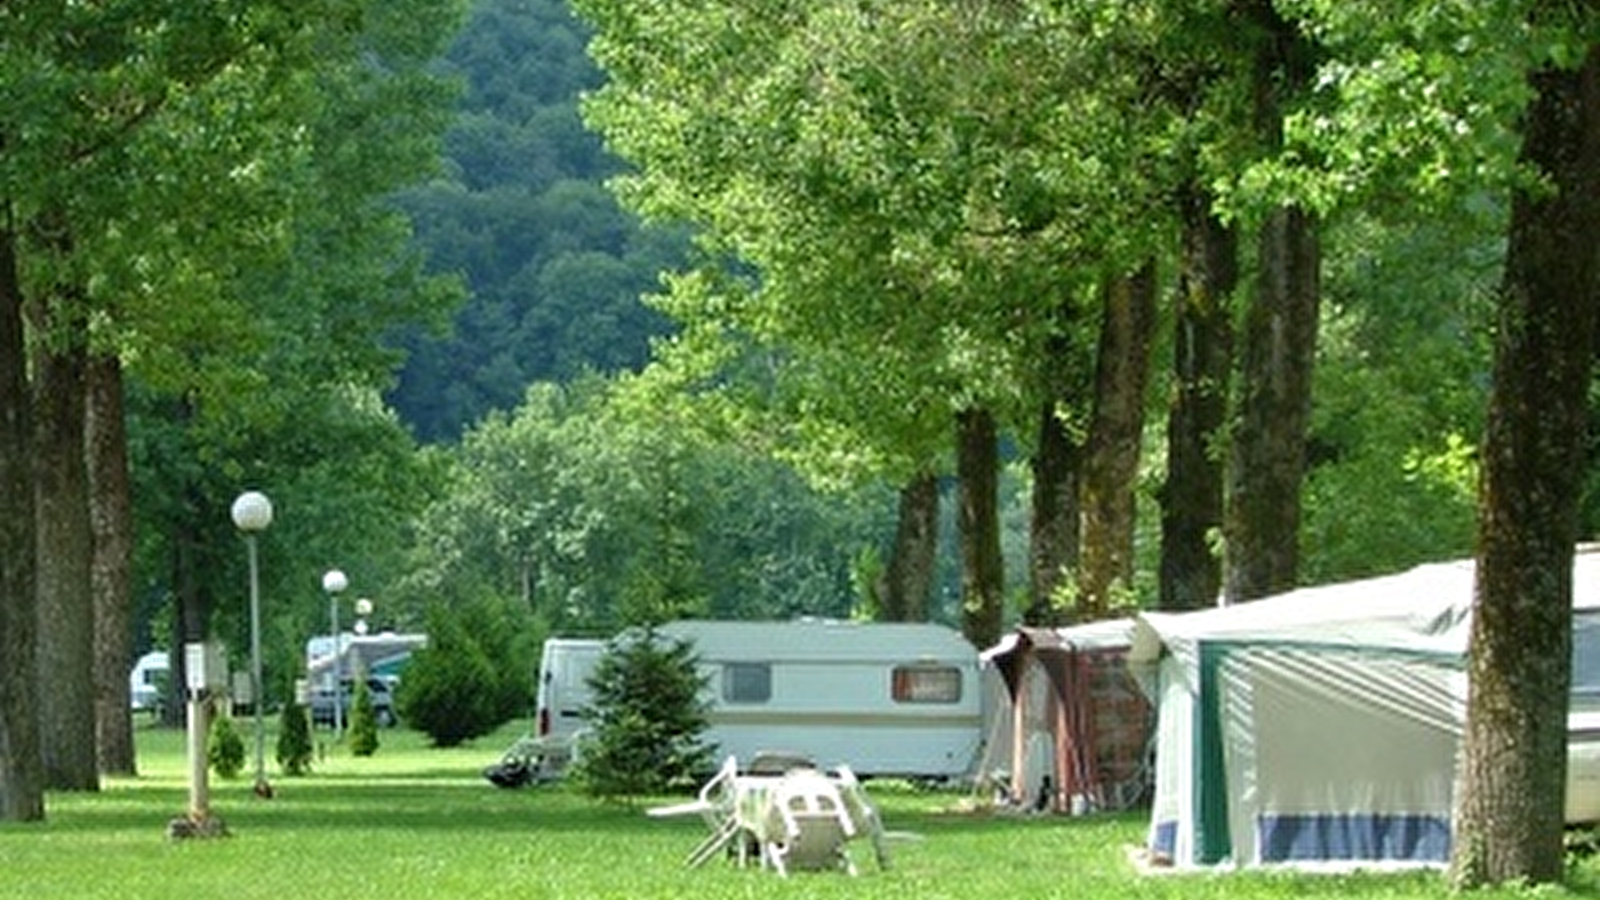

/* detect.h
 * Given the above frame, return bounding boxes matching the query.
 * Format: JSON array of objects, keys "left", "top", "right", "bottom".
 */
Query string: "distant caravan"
[{"left": 532, "top": 619, "right": 983, "bottom": 781}]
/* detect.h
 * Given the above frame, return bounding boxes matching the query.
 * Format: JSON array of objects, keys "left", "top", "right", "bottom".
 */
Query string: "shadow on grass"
[
  {"left": 230, "top": 782, "right": 675, "bottom": 836},
  {"left": 49, "top": 770, "right": 695, "bottom": 840},
  {"left": 48, "top": 764, "right": 1148, "bottom": 849}
]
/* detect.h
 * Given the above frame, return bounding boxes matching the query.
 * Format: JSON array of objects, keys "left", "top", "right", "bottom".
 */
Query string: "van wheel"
[{"left": 376, "top": 709, "right": 397, "bottom": 728}]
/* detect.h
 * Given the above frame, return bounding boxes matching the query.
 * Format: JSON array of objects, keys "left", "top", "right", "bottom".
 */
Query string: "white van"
[
  {"left": 532, "top": 637, "right": 607, "bottom": 770},
  {"left": 533, "top": 619, "right": 984, "bottom": 780}
]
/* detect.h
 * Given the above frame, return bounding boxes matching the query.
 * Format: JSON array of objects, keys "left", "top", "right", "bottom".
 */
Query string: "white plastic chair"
[
  {"left": 647, "top": 755, "right": 743, "bottom": 868},
  {"left": 760, "top": 769, "right": 857, "bottom": 876},
  {"left": 834, "top": 765, "right": 891, "bottom": 870}
]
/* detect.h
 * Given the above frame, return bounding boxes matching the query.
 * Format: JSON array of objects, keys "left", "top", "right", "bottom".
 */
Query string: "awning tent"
[
  {"left": 1131, "top": 548, "right": 1600, "bottom": 870},
  {"left": 979, "top": 619, "right": 1153, "bottom": 813}
]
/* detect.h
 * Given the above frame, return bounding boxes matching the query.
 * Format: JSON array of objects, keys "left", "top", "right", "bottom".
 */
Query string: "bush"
[
  {"left": 398, "top": 605, "right": 503, "bottom": 747},
  {"left": 395, "top": 596, "right": 536, "bottom": 747},
  {"left": 208, "top": 711, "right": 246, "bottom": 779},
  {"left": 571, "top": 626, "right": 712, "bottom": 798},
  {"left": 276, "top": 700, "right": 314, "bottom": 775},
  {"left": 349, "top": 677, "right": 380, "bottom": 757}
]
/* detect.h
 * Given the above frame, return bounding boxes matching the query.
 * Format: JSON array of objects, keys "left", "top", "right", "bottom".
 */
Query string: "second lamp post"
[{"left": 321, "top": 568, "right": 349, "bottom": 737}]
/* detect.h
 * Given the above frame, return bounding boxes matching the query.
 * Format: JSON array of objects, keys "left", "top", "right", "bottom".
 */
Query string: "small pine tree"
[
  {"left": 208, "top": 711, "right": 246, "bottom": 779},
  {"left": 398, "top": 606, "right": 501, "bottom": 747},
  {"left": 277, "top": 700, "right": 315, "bottom": 775},
  {"left": 571, "top": 626, "right": 712, "bottom": 798},
  {"left": 349, "top": 678, "right": 379, "bottom": 757}
]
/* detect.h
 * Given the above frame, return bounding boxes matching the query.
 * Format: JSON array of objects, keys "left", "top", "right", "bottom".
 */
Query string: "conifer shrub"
[
  {"left": 208, "top": 711, "right": 246, "bottom": 779},
  {"left": 349, "top": 677, "right": 380, "bottom": 756},
  {"left": 570, "top": 626, "right": 712, "bottom": 798},
  {"left": 277, "top": 700, "right": 315, "bottom": 775},
  {"left": 398, "top": 606, "right": 502, "bottom": 747}
]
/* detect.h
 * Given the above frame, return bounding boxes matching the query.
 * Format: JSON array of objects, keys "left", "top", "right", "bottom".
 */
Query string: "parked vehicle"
[
  {"left": 531, "top": 638, "right": 607, "bottom": 774},
  {"left": 308, "top": 676, "right": 399, "bottom": 728},
  {"left": 129, "top": 651, "right": 169, "bottom": 711},
  {"left": 532, "top": 619, "right": 983, "bottom": 780}
]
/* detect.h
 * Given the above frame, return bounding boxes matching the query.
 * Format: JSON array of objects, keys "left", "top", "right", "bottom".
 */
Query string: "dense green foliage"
[
  {"left": 106, "top": 0, "right": 470, "bottom": 708},
  {"left": 276, "top": 701, "right": 315, "bottom": 776},
  {"left": 389, "top": 0, "right": 689, "bottom": 442},
  {"left": 1298, "top": 214, "right": 1496, "bottom": 582},
  {"left": 95, "top": 0, "right": 1546, "bottom": 704},
  {"left": 571, "top": 627, "right": 711, "bottom": 797},
  {"left": 394, "top": 378, "right": 901, "bottom": 636},
  {"left": 395, "top": 600, "right": 534, "bottom": 746}
]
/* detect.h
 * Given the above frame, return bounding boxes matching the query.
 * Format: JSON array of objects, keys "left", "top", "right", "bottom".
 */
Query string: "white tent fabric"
[{"left": 1132, "top": 548, "right": 1600, "bottom": 871}]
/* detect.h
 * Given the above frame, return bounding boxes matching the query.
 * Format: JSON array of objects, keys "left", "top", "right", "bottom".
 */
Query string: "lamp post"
[
  {"left": 321, "top": 569, "right": 348, "bottom": 738},
  {"left": 230, "top": 490, "right": 274, "bottom": 799}
]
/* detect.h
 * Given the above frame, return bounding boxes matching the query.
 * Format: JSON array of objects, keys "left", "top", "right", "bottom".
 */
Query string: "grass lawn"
[{"left": 3, "top": 721, "right": 1600, "bottom": 900}]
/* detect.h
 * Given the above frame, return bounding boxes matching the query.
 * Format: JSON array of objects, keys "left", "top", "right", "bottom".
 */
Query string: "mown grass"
[{"left": 4, "top": 721, "right": 1600, "bottom": 900}]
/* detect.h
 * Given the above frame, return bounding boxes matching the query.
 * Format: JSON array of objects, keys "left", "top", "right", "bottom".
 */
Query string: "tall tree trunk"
[
  {"left": 88, "top": 354, "right": 136, "bottom": 776},
  {"left": 1026, "top": 398, "right": 1079, "bottom": 625},
  {"left": 1160, "top": 183, "right": 1236, "bottom": 611},
  {"left": 32, "top": 303, "right": 99, "bottom": 791},
  {"left": 1451, "top": 40, "right": 1600, "bottom": 890},
  {"left": 1223, "top": 0, "right": 1320, "bottom": 603},
  {"left": 0, "top": 215, "right": 45, "bottom": 821},
  {"left": 956, "top": 407, "right": 1003, "bottom": 649},
  {"left": 172, "top": 458, "right": 209, "bottom": 723},
  {"left": 880, "top": 471, "right": 938, "bottom": 622},
  {"left": 1078, "top": 263, "right": 1158, "bottom": 621},
  {"left": 1026, "top": 295, "right": 1088, "bottom": 626}
]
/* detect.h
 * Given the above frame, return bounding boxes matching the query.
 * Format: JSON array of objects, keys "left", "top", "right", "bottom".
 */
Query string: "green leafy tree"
[
  {"left": 1255, "top": 1, "right": 1599, "bottom": 884},
  {"left": 1453, "top": 27, "right": 1600, "bottom": 893},
  {"left": 348, "top": 679, "right": 379, "bottom": 757},
  {"left": 398, "top": 376, "right": 895, "bottom": 634},
  {"left": 574, "top": 0, "right": 1201, "bottom": 641},
  {"left": 571, "top": 627, "right": 711, "bottom": 798},
  {"left": 207, "top": 713, "right": 246, "bottom": 780},
  {"left": 1299, "top": 215, "right": 1493, "bottom": 582},
  {"left": 1, "top": 0, "right": 465, "bottom": 801},
  {"left": 395, "top": 603, "right": 506, "bottom": 747},
  {"left": 116, "top": 0, "right": 467, "bottom": 733},
  {"left": 276, "top": 701, "right": 314, "bottom": 776}
]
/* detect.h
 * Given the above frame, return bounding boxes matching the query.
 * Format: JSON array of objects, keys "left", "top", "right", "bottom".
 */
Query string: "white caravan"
[{"left": 532, "top": 619, "right": 984, "bottom": 780}]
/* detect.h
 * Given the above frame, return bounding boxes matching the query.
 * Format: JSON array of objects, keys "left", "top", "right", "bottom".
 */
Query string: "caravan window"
[
  {"left": 1574, "top": 612, "right": 1600, "bottom": 705},
  {"left": 892, "top": 665, "right": 962, "bottom": 704},
  {"left": 722, "top": 663, "right": 771, "bottom": 703}
]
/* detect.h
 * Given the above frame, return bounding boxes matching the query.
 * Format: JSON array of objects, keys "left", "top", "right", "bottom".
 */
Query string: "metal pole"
[
  {"left": 331, "top": 594, "right": 342, "bottom": 738},
  {"left": 187, "top": 689, "right": 209, "bottom": 820},
  {"left": 248, "top": 533, "right": 268, "bottom": 795}
]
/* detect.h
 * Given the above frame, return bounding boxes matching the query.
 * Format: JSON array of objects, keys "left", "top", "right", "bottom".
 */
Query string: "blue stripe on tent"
[
  {"left": 1150, "top": 820, "right": 1177, "bottom": 857},
  {"left": 1258, "top": 814, "right": 1451, "bottom": 863}
]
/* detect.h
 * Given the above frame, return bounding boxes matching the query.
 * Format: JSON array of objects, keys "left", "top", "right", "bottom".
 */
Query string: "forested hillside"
[{"left": 388, "top": 0, "right": 686, "bottom": 442}]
